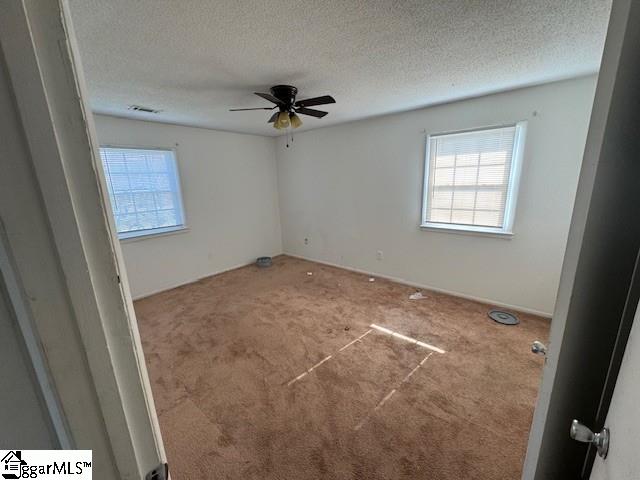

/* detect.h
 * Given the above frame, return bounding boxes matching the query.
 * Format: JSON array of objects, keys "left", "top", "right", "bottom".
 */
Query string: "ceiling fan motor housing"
[{"left": 270, "top": 85, "right": 298, "bottom": 111}]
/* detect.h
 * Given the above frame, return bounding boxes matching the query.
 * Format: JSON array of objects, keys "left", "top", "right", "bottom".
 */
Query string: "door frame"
[
  {"left": 0, "top": 0, "right": 165, "bottom": 477},
  {"left": 0, "top": 223, "right": 72, "bottom": 449},
  {"left": 4, "top": 0, "right": 637, "bottom": 478}
]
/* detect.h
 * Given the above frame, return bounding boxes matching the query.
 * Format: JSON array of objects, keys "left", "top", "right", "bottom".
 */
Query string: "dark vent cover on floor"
[
  {"left": 488, "top": 310, "right": 519, "bottom": 325},
  {"left": 256, "top": 256, "right": 272, "bottom": 268}
]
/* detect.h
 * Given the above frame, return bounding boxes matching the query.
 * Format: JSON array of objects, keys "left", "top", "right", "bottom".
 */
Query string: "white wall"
[
  {"left": 95, "top": 77, "right": 595, "bottom": 313},
  {"left": 276, "top": 76, "right": 597, "bottom": 316},
  {"left": 94, "top": 115, "right": 282, "bottom": 298}
]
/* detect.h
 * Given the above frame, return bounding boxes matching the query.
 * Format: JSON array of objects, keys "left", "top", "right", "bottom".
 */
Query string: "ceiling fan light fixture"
[
  {"left": 289, "top": 112, "right": 303, "bottom": 129},
  {"left": 274, "top": 111, "right": 290, "bottom": 129}
]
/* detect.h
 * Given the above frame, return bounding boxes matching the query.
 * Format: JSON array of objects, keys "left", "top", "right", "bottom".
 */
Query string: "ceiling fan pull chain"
[{"left": 284, "top": 126, "right": 295, "bottom": 148}]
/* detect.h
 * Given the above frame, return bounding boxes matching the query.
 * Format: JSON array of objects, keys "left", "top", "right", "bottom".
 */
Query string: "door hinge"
[{"left": 145, "top": 463, "right": 168, "bottom": 480}]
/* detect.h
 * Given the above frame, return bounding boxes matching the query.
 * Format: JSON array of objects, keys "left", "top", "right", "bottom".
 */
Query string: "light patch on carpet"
[
  {"left": 311, "top": 355, "right": 333, "bottom": 371},
  {"left": 354, "top": 352, "right": 433, "bottom": 431},
  {"left": 287, "top": 329, "right": 373, "bottom": 386},
  {"left": 339, "top": 329, "right": 373, "bottom": 351},
  {"left": 354, "top": 388, "right": 398, "bottom": 431},
  {"left": 370, "top": 323, "right": 446, "bottom": 354},
  {"left": 401, "top": 352, "right": 433, "bottom": 383}
]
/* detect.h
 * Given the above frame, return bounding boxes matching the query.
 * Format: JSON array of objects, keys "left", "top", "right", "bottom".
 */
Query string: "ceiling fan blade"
[
  {"left": 294, "top": 95, "right": 336, "bottom": 108},
  {"left": 295, "top": 107, "right": 328, "bottom": 118},
  {"left": 267, "top": 112, "right": 278, "bottom": 123},
  {"left": 254, "top": 92, "right": 285, "bottom": 105},
  {"left": 229, "top": 107, "right": 275, "bottom": 111}
]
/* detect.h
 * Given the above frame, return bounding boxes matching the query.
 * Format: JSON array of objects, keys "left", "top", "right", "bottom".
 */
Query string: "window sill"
[
  {"left": 420, "top": 223, "right": 513, "bottom": 239},
  {"left": 118, "top": 225, "right": 189, "bottom": 243}
]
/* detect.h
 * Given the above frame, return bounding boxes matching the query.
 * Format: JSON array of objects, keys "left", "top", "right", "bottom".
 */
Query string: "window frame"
[
  {"left": 99, "top": 144, "right": 188, "bottom": 241},
  {"left": 420, "top": 121, "right": 527, "bottom": 237}
]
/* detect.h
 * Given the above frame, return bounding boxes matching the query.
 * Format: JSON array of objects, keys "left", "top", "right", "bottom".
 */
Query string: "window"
[
  {"left": 421, "top": 122, "right": 526, "bottom": 235},
  {"left": 99, "top": 147, "right": 186, "bottom": 239}
]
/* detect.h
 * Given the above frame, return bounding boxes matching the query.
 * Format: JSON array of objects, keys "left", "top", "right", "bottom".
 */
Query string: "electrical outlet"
[
  {"left": 376, "top": 250, "right": 383, "bottom": 261},
  {"left": 304, "top": 237, "right": 309, "bottom": 245}
]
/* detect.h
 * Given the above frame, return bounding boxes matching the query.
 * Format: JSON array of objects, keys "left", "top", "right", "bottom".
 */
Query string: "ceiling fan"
[{"left": 230, "top": 85, "right": 335, "bottom": 130}]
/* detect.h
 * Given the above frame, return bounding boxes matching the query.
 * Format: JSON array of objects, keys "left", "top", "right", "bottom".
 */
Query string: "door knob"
[
  {"left": 570, "top": 419, "right": 609, "bottom": 459},
  {"left": 531, "top": 340, "right": 547, "bottom": 356}
]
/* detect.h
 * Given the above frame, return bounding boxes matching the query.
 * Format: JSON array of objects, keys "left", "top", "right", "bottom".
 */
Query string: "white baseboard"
[
  {"left": 284, "top": 253, "right": 552, "bottom": 318},
  {"left": 131, "top": 251, "right": 552, "bottom": 318},
  {"left": 131, "top": 254, "right": 283, "bottom": 301}
]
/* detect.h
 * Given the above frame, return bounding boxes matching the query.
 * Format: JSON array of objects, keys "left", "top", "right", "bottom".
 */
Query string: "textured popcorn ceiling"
[{"left": 68, "top": 0, "right": 611, "bottom": 136}]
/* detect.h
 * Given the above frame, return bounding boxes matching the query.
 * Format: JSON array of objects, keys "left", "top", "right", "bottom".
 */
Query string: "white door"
[{"left": 590, "top": 300, "right": 640, "bottom": 480}]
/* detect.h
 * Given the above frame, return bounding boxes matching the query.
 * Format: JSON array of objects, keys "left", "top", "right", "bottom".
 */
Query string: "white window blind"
[
  {"left": 422, "top": 123, "right": 525, "bottom": 234},
  {"left": 99, "top": 147, "right": 186, "bottom": 239}
]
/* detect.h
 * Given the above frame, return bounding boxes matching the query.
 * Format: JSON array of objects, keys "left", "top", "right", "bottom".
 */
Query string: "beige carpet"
[{"left": 135, "top": 255, "right": 549, "bottom": 479}]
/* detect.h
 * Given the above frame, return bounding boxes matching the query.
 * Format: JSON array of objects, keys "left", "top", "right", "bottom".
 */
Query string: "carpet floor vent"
[{"left": 488, "top": 309, "right": 519, "bottom": 325}]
